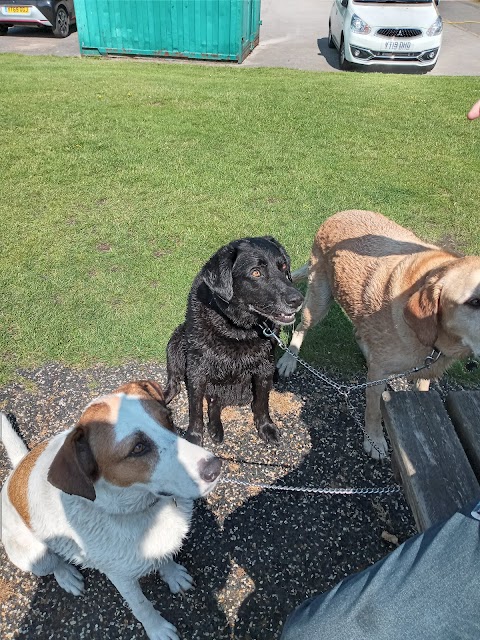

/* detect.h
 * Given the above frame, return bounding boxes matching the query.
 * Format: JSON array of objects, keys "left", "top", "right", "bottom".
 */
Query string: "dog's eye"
[
  {"left": 129, "top": 442, "right": 149, "bottom": 457},
  {"left": 251, "top": 269, "right": 262, "bottom": 278},
  {"left": 465, "top": 298, "right": 480, "bottom": 308}
]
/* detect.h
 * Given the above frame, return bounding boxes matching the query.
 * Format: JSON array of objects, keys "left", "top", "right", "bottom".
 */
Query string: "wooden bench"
[{"left": 381, "top": 389, "right": 480, "bottom": 532}]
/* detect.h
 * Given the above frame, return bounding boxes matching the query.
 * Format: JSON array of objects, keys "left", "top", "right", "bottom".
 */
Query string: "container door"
[
  {"left": 249, "top": 0, "right": 261, "bottom": 47},
  {"left": 240, "top": 0, "right": 260, "bottom": 61}
]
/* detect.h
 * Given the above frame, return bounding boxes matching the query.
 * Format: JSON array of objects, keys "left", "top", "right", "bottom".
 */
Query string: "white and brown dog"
[{"left": 0, "top": 380, "right": 222, "bottom": 640}]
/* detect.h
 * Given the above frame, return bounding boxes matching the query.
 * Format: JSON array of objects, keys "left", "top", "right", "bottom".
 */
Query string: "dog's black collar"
[{"left": 208, "top": 291, "right": 229, "bottom": 313}]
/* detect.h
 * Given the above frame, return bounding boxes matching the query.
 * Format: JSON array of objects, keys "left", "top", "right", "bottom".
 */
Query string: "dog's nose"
[
  {"left": 286, "top": 290, "right": 304, "bottom": 309},
  {"left": 198, "top": 456, "right": 222, "bottom": 483}
]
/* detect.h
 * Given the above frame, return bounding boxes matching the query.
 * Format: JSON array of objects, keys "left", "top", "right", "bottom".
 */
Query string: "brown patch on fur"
[
  {"left": 78, "top": 399, "right": 117, "bottom": 428},
  {"left": 82, "top": 392, "right": 159, "bottom": 488},
  {"left": 48, "top": 401, "right": 114, "bottom": 501},
  {"left": 114, "top": 379, "right": 165, "bottom": 402},
  {"left": 115, "top": 380, "right": 175, "bottom": 432},
  {"left": 88, "top": 423, "right": 158, "bottom": 488},
  {"left": 50, "top": 383, "right": 169, "bottom": 492},
  {"left": 8, "top": 440, "right": 49, "bottom": 528},
  {"left": 141, "top": 399, "right": 175, "bottom": 432}
]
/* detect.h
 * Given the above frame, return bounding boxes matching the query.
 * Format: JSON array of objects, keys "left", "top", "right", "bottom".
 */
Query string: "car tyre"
[
  {"left": 0, "top": 25, "right": 9, "bottom": 35},
  {"left": 328, "top": 23, "right": 335, "bottom": 49},
  {"left": 52, "top": 5, "right": 70, "bottom": 38},
  {"left": 339, "top": 37, "right": 353, "bottom": 71}
]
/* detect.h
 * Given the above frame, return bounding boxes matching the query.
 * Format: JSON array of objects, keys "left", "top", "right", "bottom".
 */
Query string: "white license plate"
[{"left": 384, "top": 40, "right": 412, "bottom": 51}]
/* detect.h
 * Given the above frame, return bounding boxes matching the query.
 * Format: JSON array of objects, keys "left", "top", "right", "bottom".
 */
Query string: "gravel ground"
[{"left": 0, "top": 359, "right": 440, "bottom": 640}]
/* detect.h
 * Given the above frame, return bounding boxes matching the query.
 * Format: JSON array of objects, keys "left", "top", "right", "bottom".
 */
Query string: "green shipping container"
[{"left": 75, "top": 0, "right": 262, "bottom": 62}]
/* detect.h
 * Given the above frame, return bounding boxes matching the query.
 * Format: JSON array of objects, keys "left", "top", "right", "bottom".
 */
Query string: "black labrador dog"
[{"left": 165, "top": 237, "right": 304, "bottom": 446}]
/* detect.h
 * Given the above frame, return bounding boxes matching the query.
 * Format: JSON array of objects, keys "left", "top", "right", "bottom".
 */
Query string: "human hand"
[{"left": 467, "top": 99, "right": 480, "bottom": 121}]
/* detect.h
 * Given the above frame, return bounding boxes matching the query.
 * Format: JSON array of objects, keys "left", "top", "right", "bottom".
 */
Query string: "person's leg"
[{"left": 281, "top": 505, "right": 480, "bottom": 640}]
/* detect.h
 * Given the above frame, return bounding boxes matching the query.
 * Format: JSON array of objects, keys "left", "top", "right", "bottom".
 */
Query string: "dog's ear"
[
  {"left": 263, "top": 236, "right": 292, "bottom": 278},
  {"left": 113, "top": 380, "right": 176, "bottom": 432},
  {"left": 136, "top": 380, "right": 177, "bottom": 433},
  {"left": 404, "top": 277, "right": 442, "bottom": 347},
  {"left": 202, "top": 244, "right": 237, "bottom": 302},
  {"left": 264, "top": 236, "right": 288, "bottom": 258},
  {"left": 115, "top": 379, "right": 165, "bottom": 403},
  {"left": 263, "top": 235, "right": 282, "bottom": 250},
  {"left": 48, "top": 427, "right": 98, "bottom": 501}
]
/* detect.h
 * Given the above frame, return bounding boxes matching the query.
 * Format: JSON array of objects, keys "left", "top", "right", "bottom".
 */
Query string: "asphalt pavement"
[{"left": 0, "top": 0, "right": 479, "bottom": 74}]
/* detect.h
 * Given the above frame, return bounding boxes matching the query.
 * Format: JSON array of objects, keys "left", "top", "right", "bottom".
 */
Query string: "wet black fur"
[{"left": 165, "top": 237, "right": 304, "bottom": 446}]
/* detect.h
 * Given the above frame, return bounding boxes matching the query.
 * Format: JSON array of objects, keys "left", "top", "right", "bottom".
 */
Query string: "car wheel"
[
  {"left": 328, "top": 23, "right": 335, "bottom": 49},
  {"left": 339, "top": 37, "right": 353, "bottom": 71},
  {"left": 0, "top": 25, "right": 9, "bottom": 35},
  {"left": 52, "top": 6, "right": 69, "bottom": 38}
]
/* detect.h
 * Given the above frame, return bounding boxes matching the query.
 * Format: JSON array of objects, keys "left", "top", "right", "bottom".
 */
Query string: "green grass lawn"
[{"left": 1, "top": 54, "right": 480, "bottom": 384}]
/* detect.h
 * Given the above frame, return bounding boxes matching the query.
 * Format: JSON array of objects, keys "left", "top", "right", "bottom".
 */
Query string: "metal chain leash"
[
  {"left": 262, "top": 323, "right": 442, "bottom": 458},
  {"left": 218, "top": 324, "right": 438, "bottom": 497},
  {"left": 261, "top": 323, "right": 442, "bottom": 395},
  {"left": 221, "top": 477, "right": 402, "bottom": 496}
]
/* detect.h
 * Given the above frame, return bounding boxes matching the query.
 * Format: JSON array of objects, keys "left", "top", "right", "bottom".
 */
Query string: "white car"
[{"left": 328, "top": 0, "right": 443, "bottom": 72}]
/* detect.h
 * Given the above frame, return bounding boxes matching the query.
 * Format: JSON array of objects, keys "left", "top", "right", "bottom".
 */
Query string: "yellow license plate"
[{"left": 7, "top": 6, "right": 30, "bottom": 12}]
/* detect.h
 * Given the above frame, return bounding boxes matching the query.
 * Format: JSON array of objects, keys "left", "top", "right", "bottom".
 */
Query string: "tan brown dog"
[{"left": 277, "top": 210, "right": 480, "bottom": 459}]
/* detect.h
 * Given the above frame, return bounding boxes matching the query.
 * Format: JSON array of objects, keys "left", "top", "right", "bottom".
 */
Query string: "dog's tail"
[
  {"left": 1, "top": 413, "right": 28, "bottom": 468},
  {"left": 291, "top": 263, "right": 309, "bottom": 284}
]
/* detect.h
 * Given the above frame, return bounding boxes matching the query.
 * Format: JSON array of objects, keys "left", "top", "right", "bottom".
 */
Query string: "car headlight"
[
  {"left": 426, "top": 16, "right": 443, "bottom": 36},
  {"left": 351, "top": 14, "right": 371, "bottom": 35}
]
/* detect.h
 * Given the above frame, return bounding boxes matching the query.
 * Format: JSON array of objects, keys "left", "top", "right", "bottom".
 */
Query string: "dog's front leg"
[
  {"left": 108, "top": 574, "right": 179, "bottom": 640},
  {"left": 252, "top": 373, "right": 280, "bottom": 444},
  {"left": 207, "top": 395, "right": 224, "bottom": 443},
  {"left": 185, "top": 375, "right": 207, "bottom": 446},
  {"left": 364, "top": 380, "right": 388, "bottom": 460}
]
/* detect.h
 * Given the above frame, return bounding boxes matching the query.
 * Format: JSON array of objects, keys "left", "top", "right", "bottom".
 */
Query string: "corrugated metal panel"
[{"left": 76, "top": 0, "right": 261, "bottom": 61}]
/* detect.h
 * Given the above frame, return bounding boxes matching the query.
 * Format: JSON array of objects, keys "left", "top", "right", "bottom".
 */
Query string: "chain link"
[
  {"left": 263, "top": 322, "right": 442, "bottom": 458},
  {"left": 217, "top": 324, "right": 426, "bottom": 497},
  {"left": 262, "top": 323, "right": 442, "bottom": 393},
  {"left": 221, "top": 477, "right": 401, "bottom": 495}
]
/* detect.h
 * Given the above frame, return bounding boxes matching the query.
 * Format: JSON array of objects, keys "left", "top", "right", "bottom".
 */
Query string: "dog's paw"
[
  {"left": 184, "top": 430, "right": 203, "bottom": 447},
  {"left": 160, "top": 561, "right": 195, "bottom": 594},
  {"left": 145, "top": 615, "right": 179, "bottom": 640},
  {"left": 257, "top": 422, "right": 281, "bottom": 444},
  {"left": 276, "top": 352, "right": 298, "bottom": 378},
  {"left": 363, "top": 435, "right": 388, "bottom": 460},
  {"left": 54, "top": 562, "right": 84, "bottom": 596},
  {"left": 207, "top": 420, "right": 224, "bottom": 444}
]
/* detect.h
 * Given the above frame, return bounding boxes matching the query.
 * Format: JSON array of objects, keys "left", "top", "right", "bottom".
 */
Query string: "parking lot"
[{"left": 0, "top": 0, "right": 479, "bottom": 75}]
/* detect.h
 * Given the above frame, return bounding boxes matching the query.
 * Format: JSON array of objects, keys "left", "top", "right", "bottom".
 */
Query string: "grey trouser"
[{"left": 281, "top": 504, "right": 480, "bottom": 640}]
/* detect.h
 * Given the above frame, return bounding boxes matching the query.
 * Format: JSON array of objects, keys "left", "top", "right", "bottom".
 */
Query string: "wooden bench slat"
[
  {"left": 381, "top": 389, "right": 480, "bottom": 532},
  {"left": 446, "top": 390, "right": 480, "bottom": 483}
]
